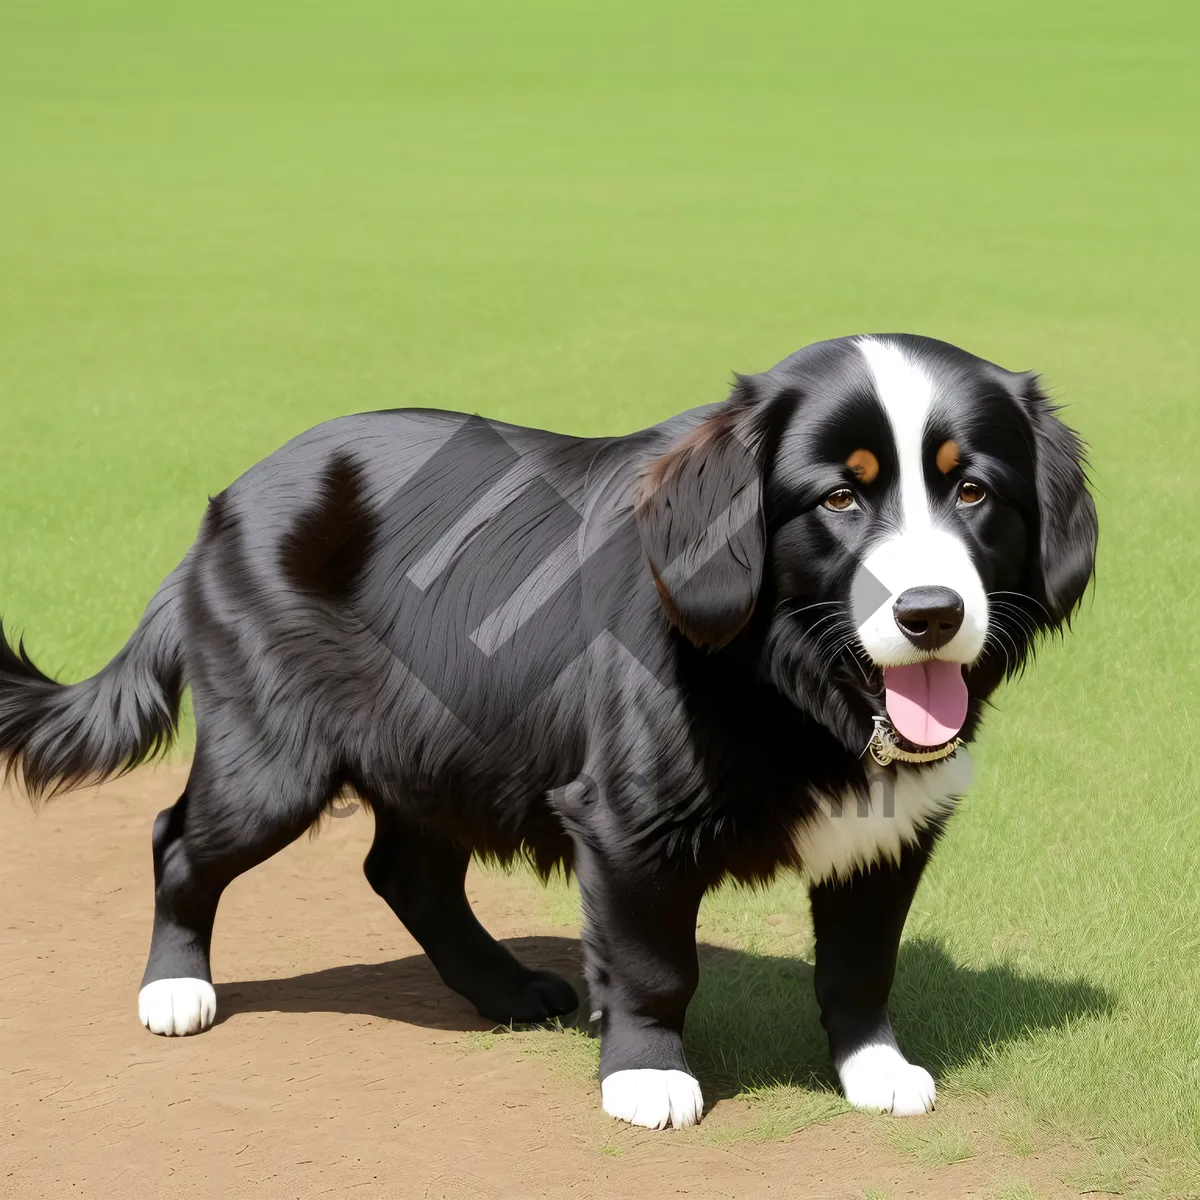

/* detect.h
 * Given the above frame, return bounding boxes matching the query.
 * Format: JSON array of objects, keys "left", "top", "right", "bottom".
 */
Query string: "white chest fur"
[{"left": 793, "top": 750, "right": 973, "bottom": 884}]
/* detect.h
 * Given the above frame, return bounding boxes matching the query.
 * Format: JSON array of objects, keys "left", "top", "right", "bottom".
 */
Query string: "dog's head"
[{"left": 636, "top": 334, "right": 1098, "bottom": 756}]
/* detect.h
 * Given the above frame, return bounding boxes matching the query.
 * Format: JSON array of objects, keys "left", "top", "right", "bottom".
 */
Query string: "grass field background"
[{"left": 2, "top": 1, "right": 1197, "bottom": 1195}]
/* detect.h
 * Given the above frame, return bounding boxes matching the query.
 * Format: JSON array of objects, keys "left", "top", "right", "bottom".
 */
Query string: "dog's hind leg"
[
  {"left": 363, "top": 808, "right": 578, "bottom": 1023},
  {"left": 138, "top": 749, "right": 324, "bottom": 1036}
]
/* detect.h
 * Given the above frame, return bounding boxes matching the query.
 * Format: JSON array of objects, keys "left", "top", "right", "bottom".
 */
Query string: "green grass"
[
  {"left": 2, "top": 0, "right": 1198, "bottom": 1195},
  {"left": 881, "top": 1119, "right": 975, "bottom": 1168}
]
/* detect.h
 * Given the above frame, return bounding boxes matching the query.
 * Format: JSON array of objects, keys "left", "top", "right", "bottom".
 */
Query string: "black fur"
[
  {"left": 0, "top": 571, "right": 185, "bottom": 798},
  {"left": 0, "top": 334, "right": 1096, "bottom": 1122}
]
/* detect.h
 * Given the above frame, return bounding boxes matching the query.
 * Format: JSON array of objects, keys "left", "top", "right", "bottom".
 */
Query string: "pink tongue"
[{"left": 883, "top": 662, "right": 968, "bottom": 747}]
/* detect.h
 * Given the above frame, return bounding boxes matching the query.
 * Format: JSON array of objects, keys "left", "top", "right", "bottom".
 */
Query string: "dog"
[{"left": 0, "top": 334, "right": 1096, "bottom": 1129}]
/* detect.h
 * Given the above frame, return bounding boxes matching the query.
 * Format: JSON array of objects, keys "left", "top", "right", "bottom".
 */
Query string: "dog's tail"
[{"left": 0, "top": 568, "right": 187, "bottom": 800}]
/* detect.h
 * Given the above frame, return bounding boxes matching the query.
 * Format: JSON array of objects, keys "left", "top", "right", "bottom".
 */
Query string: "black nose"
[{"left": 893, "top": 586, "right": 964, "bottom": 651}]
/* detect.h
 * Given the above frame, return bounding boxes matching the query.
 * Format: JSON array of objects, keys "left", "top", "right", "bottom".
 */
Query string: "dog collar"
[{"left": 866, "top": 717, "right": 963, "bottom": 767}]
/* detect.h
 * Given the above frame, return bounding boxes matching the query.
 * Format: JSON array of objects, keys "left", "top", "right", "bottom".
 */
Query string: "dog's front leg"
[
  {"left": 809, "top": 834, "right": 938, "bottom": 1115},
  {"left": 572, "top": 839, "right": 707, "bottom": 1130}
]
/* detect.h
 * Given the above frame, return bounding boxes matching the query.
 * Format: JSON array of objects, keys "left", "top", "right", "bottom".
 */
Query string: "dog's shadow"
[{"left": 216, "top": 935, "right": 1112, "bottom": 1102}]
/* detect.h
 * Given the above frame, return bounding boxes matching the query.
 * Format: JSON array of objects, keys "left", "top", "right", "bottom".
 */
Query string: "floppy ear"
[
  {"left": 1016, "top": 376, "right": 1098, "bottom": 626},
  {"left": 635, "top": 383, "right": 765, "bottom": 647}
]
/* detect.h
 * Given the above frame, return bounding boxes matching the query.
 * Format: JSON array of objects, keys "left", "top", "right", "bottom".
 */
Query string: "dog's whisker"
[
  {"left": 838, "top": 640, "right": 873, "bottom": 686},
  {"left": 981, "top": 632, "right": 1009, "bottom": 676},
  {"left": 796, "top": 619, "right": 854, "bottom": 667},
  {"left": 807, "top": 616, "right": 854, "bottom": 653},
  {"left": 804, "top": 621, "right": 855, "bottom": 679},
  {"left": 988, "top": 603, "right": 1041, "bottom": 644},
  {"left": 808, "top": 624, "right": 874, "bottom": 689},
  {"left": 779, "top": 598, "right": 844, "bottom": 619},
  {"left": 801, "top": 610, "right": 849, "bottom": 634},
  {"left": 987, "top": 590, "right": 1052, "bottom": 620},
  {"left": 984, "top": 624, "right": 1020, "bottom": 676}
]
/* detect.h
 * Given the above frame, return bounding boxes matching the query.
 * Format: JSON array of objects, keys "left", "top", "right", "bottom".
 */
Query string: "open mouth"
[{"left": 880, "top": 661, "right": 969, "bottom": 749}]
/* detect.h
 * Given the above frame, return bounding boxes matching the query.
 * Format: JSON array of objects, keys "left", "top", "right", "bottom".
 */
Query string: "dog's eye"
[
  {"left": 958, "top": 480, "right": 986, "bottom": 506},
  {"left": 823, "top": 488, "right": 858, "bottom": 512}
]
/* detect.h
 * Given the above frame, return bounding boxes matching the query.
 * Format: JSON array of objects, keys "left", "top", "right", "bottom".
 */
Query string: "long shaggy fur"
[{"left": 0, "top": 572, "right": 186, "bottom": 799}]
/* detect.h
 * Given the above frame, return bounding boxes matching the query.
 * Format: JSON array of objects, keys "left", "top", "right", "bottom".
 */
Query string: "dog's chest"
[{"left": 792, "top": 751, "right": 973, "bottom": 884}]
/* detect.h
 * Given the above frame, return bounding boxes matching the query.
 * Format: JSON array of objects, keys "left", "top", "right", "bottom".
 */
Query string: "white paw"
[
  {"left": 601, "top": 1068, "right": 704, "bottom": 1130},
  {"left": 138, "top": 977, "right": 217, "bottom": 1036},
  {"left": 837, "top": 1042, "right": 936, "bottom": 1116}
]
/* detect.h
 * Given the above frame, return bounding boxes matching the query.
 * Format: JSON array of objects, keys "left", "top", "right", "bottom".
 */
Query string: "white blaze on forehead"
[
  {"left": 856, "top": 337, "right": 936, "bottom": 532},
  {"left": 852, "top": 337, "right": 989, "bottom": 667}
]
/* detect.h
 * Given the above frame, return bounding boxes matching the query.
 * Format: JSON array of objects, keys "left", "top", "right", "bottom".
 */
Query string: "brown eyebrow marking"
[
  {"left": 845, "top": 448, "right": 879, "bottom": 484},
  {"left": 936, "top": 439, "right": 960, "bottom": 475}
]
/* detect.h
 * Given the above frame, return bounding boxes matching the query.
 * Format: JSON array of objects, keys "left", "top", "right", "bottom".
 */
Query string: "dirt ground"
[{"left": 2, "top": 767, "right": 1093, "bottom": 1198}]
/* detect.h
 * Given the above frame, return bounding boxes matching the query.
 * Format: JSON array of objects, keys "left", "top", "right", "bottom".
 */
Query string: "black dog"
[{"left": 0, "top": 334, "right": 1096, "bottom": 1129}]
